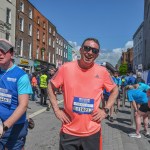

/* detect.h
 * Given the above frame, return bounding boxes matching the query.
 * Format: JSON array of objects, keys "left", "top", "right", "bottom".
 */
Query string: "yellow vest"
[{"left": 40, "top": 74, "right": 48, "bottom": 88}]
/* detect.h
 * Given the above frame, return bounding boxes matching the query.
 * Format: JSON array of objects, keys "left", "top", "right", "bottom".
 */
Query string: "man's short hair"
[
  {"left": 0, "top": 38, "right": 14, "bottom": 53},
  {"left": 81, "top": 38, "right": 100, "bottom": 49}
]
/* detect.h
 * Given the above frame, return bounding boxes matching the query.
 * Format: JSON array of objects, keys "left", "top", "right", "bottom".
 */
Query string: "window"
[
  {"left": 19, "top": 39, "right": 23, "bottom": 56},
  {"left": 20, "top": 1, "right": 24, "bottom": 12},
  {"left": 19, "top": 17, "right": 24, "bottom": 31},
  {"left": 48, "top": 52, "right": 51, "bottom": 63},
  {"left": 29, "top": 9, "right": 32, "bottom": 19},
  {"left": 49, "top": 37, "right": 51, "bottom": 46},
  {"left": 49, "top": 27, "right": 51, "bottom": 33},
  {"left": 37, "top": 16, "right": 40, "bottom": 25},
  {"left": 37, "top": 29, "right": 39, "bottom": 40},
  {"left": 6, "top": 8, "right": 11, "bottom": 24},
  {"left": 28, "top": 43, "right": 32, "bottom": 59},
  {"left": 6, "top": 32, "right": 10, "bottom": 41},
  {"left": 43, "top": 22, "right": 46, "bottom": 29},
  {"left": 53, "top": 54, "right": 55, "bottom": 64},
  {"left": 53, "top": 41, "right": 55, "bottom": 48},
  {"left": 28, "top": 24, "right": 32, "bottom": 36},
  {"left": 42, "top": 51, "right": 44, "bottom": 60},
  {"left": 56, "top": 47, "right": 58, "bottom": 54},
  {"left": 53, "top": 31, "right": 55, "bottom": 36},
  {"left": 43, "top": 33, "right": 45, "bottom": 43},
  {"left": 36, "top": 46, "right": 39, "bottom": 59}
]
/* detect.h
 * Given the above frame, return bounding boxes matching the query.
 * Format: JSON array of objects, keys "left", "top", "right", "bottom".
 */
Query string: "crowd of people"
[{"left": 0, "top": 38, "right": 150, "bottom": 150}]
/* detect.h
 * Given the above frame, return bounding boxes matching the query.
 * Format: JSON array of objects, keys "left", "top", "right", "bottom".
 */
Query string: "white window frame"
[
  {"left": 28, "top": 43, "right": 32, "bottom": 59},
  {"left": 43, "top": 33, "right": 45, "bottom": 43},
  {"left": 49, "top": 27, "right": 51, "bottom": 33},
  {"left": 37, "top": 29, "right": 39, "bottom": 39},
  {"left": 19, "top": 38, "right": 23, "bottom": 56},
  {"left": 48, "top": 52, "right": 51, "bottom": 63},
  {"left": 19, "top": 17, "right": 24, "bottom": 31},
  {"left": 49, "top": 37, "right": 51, "bottom": 46},
  {"left": 52, "top": 54, "right": 55, "bottom": 64},
  {"left": 29, "top": 9, "right": 32, "bottom": 19},
  {"left": 36, "top": 46, "right": 39, "bottom": 59},
  {"left": 20, "top": 1, "right": 24, "bottom": 12},
  {"left": 53, "top": 41, "right": 55, "bottom": 48},
  {"left": 28, "top": 24, "right": 32, "bottom": 36}
]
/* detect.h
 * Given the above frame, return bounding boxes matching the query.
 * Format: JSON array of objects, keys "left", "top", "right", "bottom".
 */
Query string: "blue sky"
[{"left": 29, "top": 0, "right": 144, "bottom": 66}]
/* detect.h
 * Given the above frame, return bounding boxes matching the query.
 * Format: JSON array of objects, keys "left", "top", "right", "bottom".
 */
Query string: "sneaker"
[
  {"left": 109, "top": 117, "right": 114, "bottom": 122},
  {"left": 46, "top": 107, "right": 50, "bottom": 111},
  {"left": 143, "top": 130, "right": 150, "bottom": 137},
  {"left": 128, "top": 133, "right": 141, "bottom": 138}
]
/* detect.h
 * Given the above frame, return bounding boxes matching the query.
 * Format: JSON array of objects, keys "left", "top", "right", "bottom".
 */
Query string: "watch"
[
  {"left": 103, "top": 108, "right": 109, "bottom": 114},
  {"left": 3, "top": 124, "right": 8, "bottom": 132}
]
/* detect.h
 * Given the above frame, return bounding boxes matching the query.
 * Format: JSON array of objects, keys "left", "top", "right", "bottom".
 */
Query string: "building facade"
[
  {"left": 15, "top": 0, "right": 34, "bottom": 73},
  {"left": 133, "top": 22, "right": 144, "bottom": 72},
  {"left": 143, "top": 0, "right": 150, "bottom": 70},
  {"left": 55, "top": 33, "right": 64, "bottom": 68},
  {"left": 0, "top": 0, "right": 16, "bottom": 45},
  {"left": 47, "top": 21, "right": 56, "bottom": 65}
]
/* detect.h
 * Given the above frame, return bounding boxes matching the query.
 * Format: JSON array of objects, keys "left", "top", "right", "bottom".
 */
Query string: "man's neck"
[{"left": 0, "top": 62, "right": 13, "bottom": 71}]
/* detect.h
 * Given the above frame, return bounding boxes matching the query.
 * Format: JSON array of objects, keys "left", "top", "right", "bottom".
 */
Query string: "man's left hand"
[{"left": 92, "top": 108, "right": 107, "bottom": 123}]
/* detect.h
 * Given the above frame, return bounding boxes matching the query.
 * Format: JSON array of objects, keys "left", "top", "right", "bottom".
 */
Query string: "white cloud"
[{"left": 68, "top": 40, "right": 133, "bottom": 67}]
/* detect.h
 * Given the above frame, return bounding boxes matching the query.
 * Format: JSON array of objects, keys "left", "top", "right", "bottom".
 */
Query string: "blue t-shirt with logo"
[{"left": 0, "top": 65, "right": 32, "bottom": 124}]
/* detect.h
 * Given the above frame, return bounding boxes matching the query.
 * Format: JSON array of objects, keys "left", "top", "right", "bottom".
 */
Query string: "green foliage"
[{"left": 119, "top": 63, "right": 128, "bottom": 75}]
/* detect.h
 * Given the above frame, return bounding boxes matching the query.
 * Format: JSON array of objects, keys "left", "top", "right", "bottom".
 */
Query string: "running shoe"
[
  {"left": 128, "top": 133, "right": 141, "bottom": 138},
  {"left": 109, "top": 117, "right": 114, "bottom": 122}
]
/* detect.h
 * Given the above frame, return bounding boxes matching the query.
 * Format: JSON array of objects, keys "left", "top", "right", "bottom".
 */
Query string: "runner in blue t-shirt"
[{"left": 126, "top": 85, "right": 150, "bottom": 138}]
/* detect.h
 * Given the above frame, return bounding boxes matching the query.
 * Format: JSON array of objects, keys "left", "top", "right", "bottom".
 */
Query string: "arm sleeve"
[
  {"left": 17, "top": 74, "right": 33, "bottom": 95},
  {"left": 103, "top": 69, "right": 116, "bottom": 92}
]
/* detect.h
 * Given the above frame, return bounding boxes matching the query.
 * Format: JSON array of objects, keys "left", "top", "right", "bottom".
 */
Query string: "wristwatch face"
[
  {"left": 104, "top": 108, "right": 109, "bottom": 114},
  {"left": 3, "top": 125, "right": 8, "bottom": 132}
]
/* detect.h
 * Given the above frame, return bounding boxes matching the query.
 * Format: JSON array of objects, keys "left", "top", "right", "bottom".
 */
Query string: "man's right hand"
[{"left": 54, "top": 109, "right": 71, "bottom": 124}]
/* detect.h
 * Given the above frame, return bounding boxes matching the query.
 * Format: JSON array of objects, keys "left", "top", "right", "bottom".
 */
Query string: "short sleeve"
[
  {"left": 18, "top": 74, "right": 33, "bottom": 95},
  {"left": 103, "top": 70, "right": 116, "bottom": 92},
  {"left": 50, "top": 66, "right": 64, "bottom": 88}
]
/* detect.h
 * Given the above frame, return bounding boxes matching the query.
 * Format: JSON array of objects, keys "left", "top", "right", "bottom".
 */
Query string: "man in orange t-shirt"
[{"left": 48, "top": 38, "right": 118, "bottom": 150}]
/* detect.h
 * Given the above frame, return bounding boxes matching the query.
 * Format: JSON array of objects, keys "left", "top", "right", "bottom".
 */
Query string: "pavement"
[{"left": 27, "top": 95, "right": 150, "bottom": 150}]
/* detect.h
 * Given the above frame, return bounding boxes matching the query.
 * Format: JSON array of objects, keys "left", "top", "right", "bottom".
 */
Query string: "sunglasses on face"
[{"left": 82, "top": 46, "right": 99, "bottom": 54}]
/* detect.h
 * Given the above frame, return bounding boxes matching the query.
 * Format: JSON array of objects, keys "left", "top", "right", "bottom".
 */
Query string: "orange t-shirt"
[{"left": 51, "top": 60, "right": 116, "bottom": 136}]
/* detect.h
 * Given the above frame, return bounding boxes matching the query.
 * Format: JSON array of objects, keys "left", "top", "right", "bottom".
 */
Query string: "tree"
[{"left": 119, "top": 63, "right": 128, "bottom": 75}]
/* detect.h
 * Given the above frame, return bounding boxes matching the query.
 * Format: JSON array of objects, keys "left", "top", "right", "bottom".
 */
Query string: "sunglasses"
[{"left": 82, "top": 46, "right": 99, "bottom": 54}]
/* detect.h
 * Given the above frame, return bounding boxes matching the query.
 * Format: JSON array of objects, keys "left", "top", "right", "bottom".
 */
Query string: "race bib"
[
  {"left": 0, "top": 88, "right": 12, "bottom": 105},
  {"left": 73, "top": 97, "right": 94, "bottom": 114}
]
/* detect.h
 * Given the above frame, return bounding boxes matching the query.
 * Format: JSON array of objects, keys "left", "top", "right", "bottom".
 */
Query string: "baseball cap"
[{"left": 0, "top": 38, "right": 14, "bottom": 53}]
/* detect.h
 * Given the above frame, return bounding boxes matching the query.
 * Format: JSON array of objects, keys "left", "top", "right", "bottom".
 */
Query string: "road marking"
[{"left": 29, "top": 100, "right": 63, "bottom": 118}]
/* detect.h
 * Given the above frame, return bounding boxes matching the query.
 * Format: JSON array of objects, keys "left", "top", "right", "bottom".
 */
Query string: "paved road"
[{"left": 25, "top": 96, "right": 150, "bottom": 150}]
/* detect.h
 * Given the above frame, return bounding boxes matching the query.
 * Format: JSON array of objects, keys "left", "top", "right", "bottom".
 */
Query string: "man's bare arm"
[
  {"left": 105, "top": 86, "right": 118, "bottom": 109},
  {"left": 47, "top": 82, "right": 71, "bottom": 123}
]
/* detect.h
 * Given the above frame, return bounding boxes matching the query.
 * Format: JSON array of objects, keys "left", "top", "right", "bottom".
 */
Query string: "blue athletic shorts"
[{"left": 0, "top": 120, "right": 28, "bottom": 150}]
